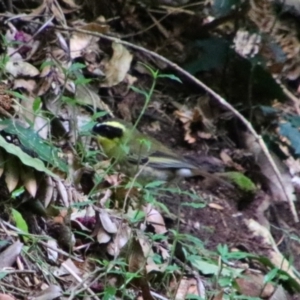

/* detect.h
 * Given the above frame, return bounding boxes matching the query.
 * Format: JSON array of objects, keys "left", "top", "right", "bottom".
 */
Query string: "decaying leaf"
[
  {"left": 145, "top": 205, "right": 167, "bottom": 234},
  {"left": 175, "top": 277, "right": 202, "bottom": 300},
  {"left": 99, "top": 209, "right": 118, "bottom": 234},
  {"left": 5, "top": 61, "right": 39, "bottom": 77},
  {"left": 235, "top": 270, "right": 275, "bottom": 298},
  {"left": 97, "top": 226, "right": 111, "bottom": 244},
  {"left": 101, "top": 42, "right": 133, "bottom": 87},
  {"left": 47, "top": 239, "right": 59, "bottom": 262},
  {"left": 0, "top": 240, "right": 23, "bottom": 269},
  {"left": 70, "top": 31, "right": 99, "bottom": 59},
  {"left": 173, "top": 99, "right": 215, "bottom": 143}
]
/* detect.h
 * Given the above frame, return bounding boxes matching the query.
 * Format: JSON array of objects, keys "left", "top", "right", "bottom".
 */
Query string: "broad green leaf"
[
  {"left": 189, "top": 255, "right": 243, "bottom": 277},
  {"left": 0, "top": 135, "right": 57, "bottom": 177},
  {"left": 11, "top": 209, "right": 29, "bottom": 240},
  {"left": 0, "top": 120, "right": 67, "bottom": 173},
  {"left": 223, "top": 172, "right": 256, "bottom": 192}
]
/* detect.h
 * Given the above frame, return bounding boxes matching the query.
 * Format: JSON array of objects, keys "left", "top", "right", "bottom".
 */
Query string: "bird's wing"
[{"left": 140, "top": 151, "right": 198, "bottom": 169}]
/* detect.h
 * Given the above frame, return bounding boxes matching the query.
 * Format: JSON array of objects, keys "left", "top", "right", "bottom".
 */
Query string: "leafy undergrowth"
[{"left": 1, "top": 0, "right": 300, "bottom": 299}]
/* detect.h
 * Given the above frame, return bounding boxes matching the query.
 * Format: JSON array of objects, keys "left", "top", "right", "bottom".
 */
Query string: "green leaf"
[
  {"left": 68, "top": 62, "right": 86, "bottom": 73},
  {"left": 181, "top": 202, "right": 206, "bottom": 208},
  {"left": 158, "top": 73, "right": 182, "bottom": 82},
  {"left": 130, "top": 86, "right": 148, "bottom": 98},
  {"left": 280, "top": 122, "right": 300, "bottom": 155},
  {"left": 0, "top": 135, "right": 57, "bottom": 177},
  {"left": 223, "top": 172, "right": 256, "bottom": 192},
  {"left": 32, "top": 97, "right": 41, "bottom": 113},
  {"left": 145, "top": 180, "right": 165, "bottom": 188},
  {"left": 0, "top": 120, "right": 67, "bottom": 173},
  {"left": 188, "top": 255, "right": 243, "bottom": 277},
  {"left": 103, "top": 285, "right": 117, "bottom": 300},
  {"left": 264, "top": 268, "right": 278, "bottom": 284},
  {"left": 75, "top": 77, "right": 92, "bottom": 85},
  {"left": 11, "top": 209, "right": 29, "bottom": 240},
  {"left": 11, "top": 187, "right": 25, "bottom": 199}
]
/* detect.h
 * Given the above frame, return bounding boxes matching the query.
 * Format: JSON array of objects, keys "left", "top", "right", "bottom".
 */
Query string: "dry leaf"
[
  {"left": 0, "top": 240, "right": 23, "bottom": 269},
  {"left": 5, "top": 61, "right": 39, "bottom": 77},
  {"left": 235, "top": 270, "right": 274, "bottom": 298},
  {"left": 70, "top": 32, "right": 99, "bottom": 59},
  {"left": 81, "top": 22, "right": 109, "bottom": 34},
  {"left": 208, "top": 203, "right": 224, "bottom": 210},
  {"left": 13, "top": 79, "right": 37, "bottom": 93},
  {"left": 145, "top": 205, "right": 167, "bottom": 234},
  {"left": 56, "top": 180, "right": 69, "bottom": 207},
  {"left": 99, "top": 209, "right": 117, "bottom": 234},
  {"left": 47, "top": 239, "right": 58, "bottom": 262},
  {"left": 97, "top": 226, "right": 111, "bottom": 244},
  {"left": 101, "top": 42, "right": 133, "bottom": 87}
]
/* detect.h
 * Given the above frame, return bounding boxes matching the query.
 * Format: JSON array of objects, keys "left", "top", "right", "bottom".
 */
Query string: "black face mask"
[{"left": 93, "top": 124, "right": 123, "bottom": 140}]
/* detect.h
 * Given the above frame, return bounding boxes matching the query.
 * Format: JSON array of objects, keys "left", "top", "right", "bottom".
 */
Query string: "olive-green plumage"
[{"left": 92, "top": 119, "right": 230, "bottom": 186}]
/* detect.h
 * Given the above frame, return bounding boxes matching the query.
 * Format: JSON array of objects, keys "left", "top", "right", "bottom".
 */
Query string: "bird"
[{"left": 92, "top": 118, "right": 231, "bottom": 187}]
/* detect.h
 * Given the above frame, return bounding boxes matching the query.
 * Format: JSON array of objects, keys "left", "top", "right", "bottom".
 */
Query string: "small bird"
[{"left": 92, "top": 119, "right": 231, "bottom": 186}]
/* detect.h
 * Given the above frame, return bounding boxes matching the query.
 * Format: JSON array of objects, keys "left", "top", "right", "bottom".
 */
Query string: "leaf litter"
[{"left": 0, "top": 0, "right": 300, "bottom": 299}]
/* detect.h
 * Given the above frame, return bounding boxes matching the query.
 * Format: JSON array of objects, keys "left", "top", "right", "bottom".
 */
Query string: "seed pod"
[
  {"left": 20, "top": 165, "right": 37, "bottom": 197},
  {"left": 5, "top": 155, "right": 20, "bottom": 192}
]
